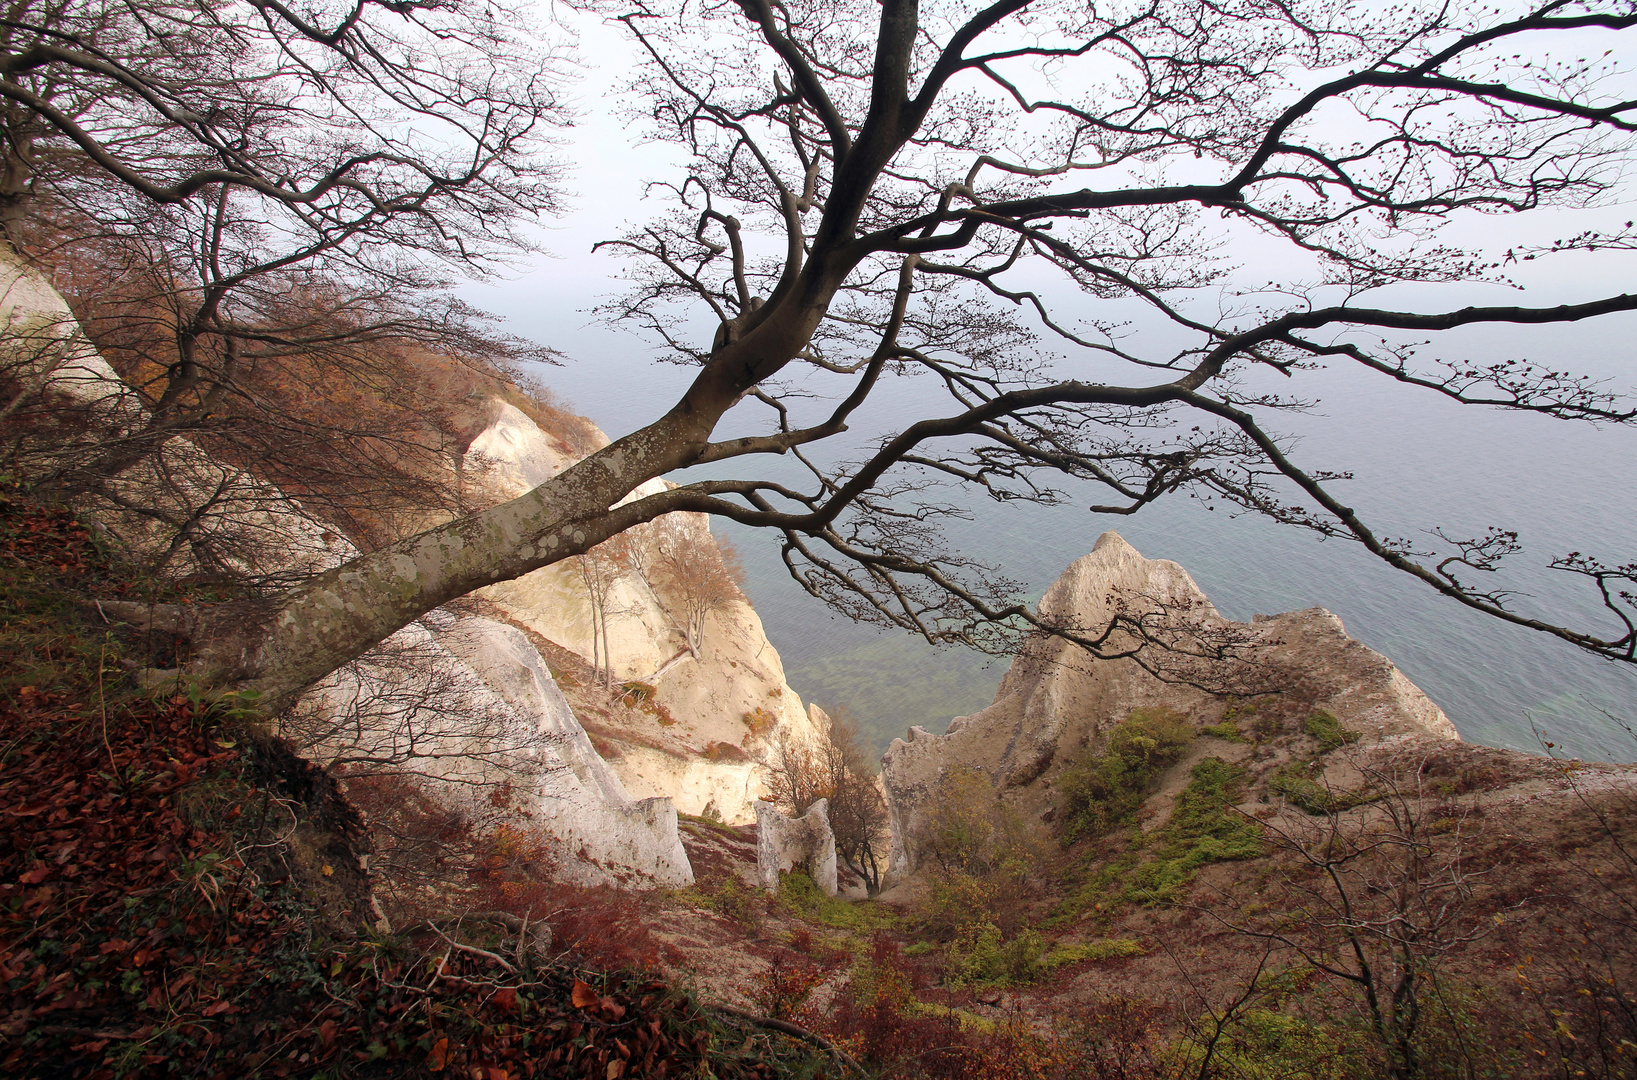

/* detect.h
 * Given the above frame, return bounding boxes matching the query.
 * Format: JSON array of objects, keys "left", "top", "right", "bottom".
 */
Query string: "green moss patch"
[
  {"left": 1200, "top": 719, "right": 1248, "bottom": 742},
  {"left": 1270, "top": 761, "right": 1378, "bottom": 814},
  {"left": 777, "top": 871, "right": 900, "bottom": 935},
  {"left": 1043, "top": 938, "right": 1146, "bottom": 966},
  {"left": 1061, "top": 757, "right": 1263, "bottom": 914},
  {"left": 946, "top": 922, "right": 1047, "bottom": 987},
  {"left": 1303, "top": 710, "right": 1361, "bottom": 752},
  {"left": 1125, "top": 758, "right": 1263, "bottom": 904},
  {"left": 1059, "top": 707, "right": 1195, "bottom": 839}
]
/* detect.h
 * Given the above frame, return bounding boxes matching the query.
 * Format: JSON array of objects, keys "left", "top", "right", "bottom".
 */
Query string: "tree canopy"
[
  {"left": 11, "top": 0, "right": 1637, "bottom": 704},
  {"left": 3, "top": 0, "right": 567, "bottom": 547}
]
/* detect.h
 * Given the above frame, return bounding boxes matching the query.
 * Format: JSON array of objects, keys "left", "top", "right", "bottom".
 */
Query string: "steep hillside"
[
  {"left": 849, "top": 533, "right": 1637, "bottom": 1078},
  {"left": 4, "top": 244, "right": 824, "bottom": 884},
  {"left": 0, "top": 481, "right": 844, "bottom": 1079},
  {"left": 13, "top": 246, "right": 1637, "bottom": 1080}
]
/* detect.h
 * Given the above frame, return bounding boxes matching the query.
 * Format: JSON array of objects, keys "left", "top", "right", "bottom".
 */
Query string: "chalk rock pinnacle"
[{"left": 881, "top": 532, "right": 1457, "bottom": 875}]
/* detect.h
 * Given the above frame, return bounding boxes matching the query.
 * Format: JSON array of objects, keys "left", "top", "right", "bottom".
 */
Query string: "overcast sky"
[{"left": 465, "top": 7, "right": 1637, "bottom": 440}]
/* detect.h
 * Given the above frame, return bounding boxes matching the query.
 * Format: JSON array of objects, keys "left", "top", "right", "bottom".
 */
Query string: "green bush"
[
  {"left": 1200, "top": 719, "right": 1247, "bottom": 742},
  {"left": 1171, "top": 1008, "right": 1363, "bottom": 1080},
  {"left": 945, "top": 927, "right": 1144, "bottom": 986},
  {"left": 1061, "top": 757, "right": 1262, "bottom": 913},
  {"left": 702, "top": 873, "right": 765, "bottom": 928},
  {"left": 919, "top": 864, "right": 1035, "bottom": 940},
  {"left": 946, "top": 922, "right": 1046, "bottom": 987},
  {"left": 903, "top": 1001, "right": 996, "bottom": 1034},
  {"left": 1270, "top": 761, "right": 1377, "bottom": 815},
  {"left": 918, "top": 765, "right": 1019, "bottom": 873},
  {"left": 1058, "top": 708, "right": 1196, "bottom": 839},
  {"left": 1303, "top": 710, "right": 1361, "bottom": 752},
  {"left": 913, "top": 765, "right": 1050, "bottom": 938}
]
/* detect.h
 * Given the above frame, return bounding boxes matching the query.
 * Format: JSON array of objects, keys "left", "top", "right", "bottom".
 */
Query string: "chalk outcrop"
[
  {"left": 7, "top": 245, "right": 843, "bottom": 883},
  {"left": 460, "top": 401, "right": 829, "bottom": 825},
  {"left": 755, "top": 798, "right": 838, "bottom": 895},
  {"left": 881, "top": 531, "right": 1459, "bottom": 875},
  {"left": 288, "top": 614, "right": 693, "bottom": 886},
  {"left": 3, "top": 256, "right": 135, "bottom": 415},
  {"left": 2, "top": 254, "right": 352, "bottom": 583}
]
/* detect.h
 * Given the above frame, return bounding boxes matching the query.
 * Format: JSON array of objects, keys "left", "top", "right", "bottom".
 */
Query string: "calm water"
[
  {"left": 461, "top": 70, "right": 1637, "bottom": 761},
  {"left": 484, "top": 305, "right": 1637, "bottom": 763}
]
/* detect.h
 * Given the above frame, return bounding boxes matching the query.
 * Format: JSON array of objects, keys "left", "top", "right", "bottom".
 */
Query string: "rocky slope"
[{"left": 881, "top": 530, "right": 1461, "bottom": 874}]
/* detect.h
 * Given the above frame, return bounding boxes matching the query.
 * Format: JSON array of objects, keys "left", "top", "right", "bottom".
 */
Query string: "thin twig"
[
  {"left": 428, "top": 923, "right": 518, "bottom": 974},
  {"left": 97, "top": 643, "right": 116, "bottom": 779},
  {"left": 709, "top": 1002, "right": 865, "bottom": 1075}
]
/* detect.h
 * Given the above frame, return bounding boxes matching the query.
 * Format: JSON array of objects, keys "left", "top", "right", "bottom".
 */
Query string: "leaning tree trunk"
[
  {"left": 168, "top": 73, "right": 880, "bottom": 712},
  {"left": 193, "top": 400, "right": 721, "bottom": 711}
]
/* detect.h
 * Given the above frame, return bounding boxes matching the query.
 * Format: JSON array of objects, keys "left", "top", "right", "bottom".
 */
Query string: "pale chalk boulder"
[
  {"left": 465, "top": 400, "right": 576, "bottom": 488},
  {"left": 881, "top": 531, "right": 1458, "bottom": 875},
  {"left": 755, "top": 798, "right": 838, "bottom": 895},
  {"left": 1, "top": 253, "right": 135, "bottom": 414}
]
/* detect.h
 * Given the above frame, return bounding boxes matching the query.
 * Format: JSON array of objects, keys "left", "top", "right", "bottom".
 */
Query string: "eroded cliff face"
[
  {"left": 461, "top": 400, "right": 828, "bottom": 824},
  {"left": 0, "top": 253, "right": 705, "bottom": 885},
  {"left": 881, "top": 531, "right": 1460, "bottom": 875},
  {"left": 288, "top": 614, "right": 694, "bottom": 886}
]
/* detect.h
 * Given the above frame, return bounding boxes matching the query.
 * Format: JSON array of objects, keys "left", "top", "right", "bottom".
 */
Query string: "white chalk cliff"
[
  {"left": 881, "top": 531, "right": 1459, "bottom": 875},
  {"left": 288, "top": 614, "right": 693, "bottom": 886},
  {"left": 461, "top": 399, "right": 829, "bottom": 825},
  {"left": 0, "top": 250, "right": 707, "bottom": 885}
]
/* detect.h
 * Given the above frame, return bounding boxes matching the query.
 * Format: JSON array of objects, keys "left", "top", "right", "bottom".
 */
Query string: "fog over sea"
[{"left": 467, "top": 16, "right": 1637, "bottom": 761}]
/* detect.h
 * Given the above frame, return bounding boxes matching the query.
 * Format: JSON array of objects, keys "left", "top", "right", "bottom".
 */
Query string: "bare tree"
[
  {"left": 826, "top": 710, "right": 890, "bottom": 896},
  {"left": 281, "top": 630, "right": 568, "bottom": 783},
  {"left": 766, "top": 734, "right": 837, "bottom": 819},
  {"left": 0, "top": 0, "right": 561, "bottom": 242},
  {"left": 1209, "top": 756, "right": 1502, "bottom": 1080},
  {"left": 28, "top": 0, "right": 1635, "bottom": 711},
  {"left": 768, "top": 706, "right": 889, "bottom": 894},
  {"left": 574, "top": 533, "right": 638, "bottom": 691},
  {"left": 1, "top": 0, "right": 563, "bottom": 525},
  {"left": 655, "top": 527, "right": 748, "bottom": 660},
  {"left": 617, "top": 515, "right": 747, "bottom": 682},
  {"left": 33, "top": 218, "right": 551, "bottom": 500}
]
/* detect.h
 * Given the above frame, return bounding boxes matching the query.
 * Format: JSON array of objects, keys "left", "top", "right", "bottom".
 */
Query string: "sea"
[
  {"left": 476, "top": 294, "right": 1637, "bottom": 764},
  {"left": 460, "top": 61, "right": 1637, "bottom": 762}
]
